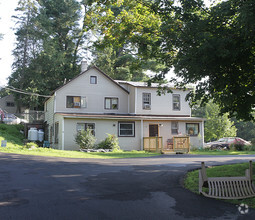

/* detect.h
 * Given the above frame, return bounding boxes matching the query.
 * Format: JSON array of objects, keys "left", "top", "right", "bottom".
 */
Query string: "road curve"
[{"left": 0, "top": 152, "right": 255, "bottom": 220}]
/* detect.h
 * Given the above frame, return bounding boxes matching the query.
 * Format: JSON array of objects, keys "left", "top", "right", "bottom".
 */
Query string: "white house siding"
[
  {"left": 55, "top": 68, "right": 129, "bottom": 114},
  {"left": 135, "top": 88, "right": 191, "bottom": 116},
  {"left": 63, "top": 117, "right": 141, "bottom": 151}
]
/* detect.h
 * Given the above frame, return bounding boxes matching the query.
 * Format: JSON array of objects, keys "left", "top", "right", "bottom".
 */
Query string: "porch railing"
[
  {"left": 143, "top": 136, "right": 190, "bottom": 153},
  {"left": 143, "top": 137, "right": 163, "bottom": 153}
]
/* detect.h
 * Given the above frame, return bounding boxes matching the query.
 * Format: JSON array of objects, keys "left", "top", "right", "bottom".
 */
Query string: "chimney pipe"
[{"left": 81, "top": 61, "right": 88, "bottom": 73}]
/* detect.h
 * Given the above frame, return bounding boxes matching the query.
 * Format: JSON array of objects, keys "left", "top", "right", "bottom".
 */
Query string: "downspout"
[
  {"left": 141, "top": 119, "right": 143, "bottom": 150},
  {"left": 62, "top": 117, "right": 65, "bottom": 150},
  {"left": 135, "top": 87, "right": 137, "bottom": 114}
]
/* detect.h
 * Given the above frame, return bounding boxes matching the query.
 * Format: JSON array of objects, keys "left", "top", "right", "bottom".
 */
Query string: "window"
[
  {"left": 90, "top": 76, "right": 97, "bottom": 84},
  {"left": 105, "top": 97, "right": 118, "bottom": 109},
  {"left": 186, "top": 123, "right": 199, "bottom": 136},
  {"left": 6, "top": 102, "right": 15, "bottom": 107},
  {"left": 142, "top": 93, "right": 151, "bottom": 110},
  {"left": 173, "top": 94, "right": 180, "bottom": 110},
  {"left": 118, "top": 122, "right": 135, "bottom": 137},
  {"left": 171, "top": 122, "right": 178, "bottom": 134},
  {"left": 77, "top": 123, "right": 95, "bottom": 135},
  {"left": 54, "top": 122, "right": 59, "bottom": 144},
  {"left": 66, "top": 96, "right": 87, "bottom": 108}
]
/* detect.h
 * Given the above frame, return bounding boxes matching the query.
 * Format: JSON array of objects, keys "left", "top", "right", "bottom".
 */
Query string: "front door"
[{"left": 149, "top": 124, "right": 158, "bottom": 137}]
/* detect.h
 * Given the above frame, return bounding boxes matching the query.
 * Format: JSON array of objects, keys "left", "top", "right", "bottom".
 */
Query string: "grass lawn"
[
  {"left": 190, "top": 150, "right": 255, "bottom": 155},
  {"left": 184, "top": 162, "right": 255, "bottom": 209},
  {"left": 0, "top": 124, "right": 160, "bottom": 159}
]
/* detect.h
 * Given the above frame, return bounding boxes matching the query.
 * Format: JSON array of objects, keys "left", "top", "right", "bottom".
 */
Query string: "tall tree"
[
  {"left": 87, "top": 0, "right": 166, "bottom": 81},
  {"left": 89, "top": 0, "right": 255, "bottom": 121},
  {"left": 192, "top": 101, "right": 237, "bottom": 142},
  {"left": 9, "top": 0, "right": 89, "bottom": 110}
]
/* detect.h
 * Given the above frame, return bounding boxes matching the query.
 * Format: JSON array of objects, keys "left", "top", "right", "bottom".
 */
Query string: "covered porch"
[{"left": 143, "top": 136, "right": 190, "bottom": 154}]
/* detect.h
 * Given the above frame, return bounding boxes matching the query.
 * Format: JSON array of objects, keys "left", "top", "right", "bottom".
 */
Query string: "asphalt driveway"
[{"left": 0, "top": 152, "right": 255, "bottom": 220}]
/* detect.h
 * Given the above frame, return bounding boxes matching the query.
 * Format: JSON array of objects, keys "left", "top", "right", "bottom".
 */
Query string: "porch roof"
[{"left": 57, "top": 112, "right": 205, "bottom": 121}]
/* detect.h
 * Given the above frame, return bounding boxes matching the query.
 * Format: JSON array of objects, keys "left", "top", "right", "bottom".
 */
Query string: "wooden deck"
[{"left": 143, "top": 136, "right": 190, "bottom": 153}]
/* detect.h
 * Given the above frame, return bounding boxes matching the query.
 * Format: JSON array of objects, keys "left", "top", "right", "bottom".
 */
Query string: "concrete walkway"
[{"left": 0, "top": 152, "right": 255, "bottom": 220}]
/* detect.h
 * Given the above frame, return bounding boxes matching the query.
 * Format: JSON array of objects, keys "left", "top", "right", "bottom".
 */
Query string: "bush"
[
  {"left": 25, "top": 142, "right": 39, "bottom": 149},
  {"left": 230, "top": 139, "right": 245, "bottom": 151},
  {"left": 97, "top": 134, "right": 120, "bottom": 150},
  {"left": 75, "top": 128, "right": 96, "bottom": 149}
]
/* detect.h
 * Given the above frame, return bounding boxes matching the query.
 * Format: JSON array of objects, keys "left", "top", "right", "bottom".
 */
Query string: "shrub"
[
  {"left": 25, "top": 142, "right": 39, "bottom": 149},
  {"left": 75, "top": 128, "right": 96, "bottom": 149},
  {"left": 230, "top": 139, "right": 245, "bottom": 151},
  {"left": 97, "top": 134, "right": 120, "bottom": 150}
]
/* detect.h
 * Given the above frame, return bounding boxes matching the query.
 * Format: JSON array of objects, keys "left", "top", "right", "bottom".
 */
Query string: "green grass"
[
  {"left": 190, "top": 149, "right": 255, "bottom": 155},
  {"left": 184, "top": 162, "right": 255, "bottom": 208},
  {"left": 0, "top": 124, "right": 160, "bottom": 159}
]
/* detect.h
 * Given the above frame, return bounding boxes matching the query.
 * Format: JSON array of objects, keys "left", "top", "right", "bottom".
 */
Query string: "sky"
[
  {"left": 0, "top": 0, "right": 17, "bottom": 87},
  {"left": 0, "top": 0, "right": 215, "bottom": 88}
]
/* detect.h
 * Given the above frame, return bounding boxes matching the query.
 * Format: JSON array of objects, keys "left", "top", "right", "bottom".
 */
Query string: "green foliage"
[
  {"left": 75, "top": 128, "right": 96, "bottom": 149},
  {"left": 25, "top": 142, "right": 39, "bottom": 149},
  {"left": 9, "top": 0, "right": 87, "bottom": 110},
  {"left": 97, "top": 134, "right": 120, "bottom": 150},
  {"left": 232, "top": 118, "right": 255, "bottom": 141},
  {"left": 192, "top": 101, "right": 236, "bottom": 142},
  {"left": 0, "top": 124, "right": 25, "bottom": 145}
]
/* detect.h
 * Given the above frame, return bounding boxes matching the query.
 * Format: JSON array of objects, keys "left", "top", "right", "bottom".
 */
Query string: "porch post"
[{"left": 140, "top": 119, "right": 143, "bottom": 150}]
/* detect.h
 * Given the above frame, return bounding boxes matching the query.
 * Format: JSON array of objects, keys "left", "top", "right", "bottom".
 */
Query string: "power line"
[{"left": 5, "top": 86, "right": 52, "bottom": 98}]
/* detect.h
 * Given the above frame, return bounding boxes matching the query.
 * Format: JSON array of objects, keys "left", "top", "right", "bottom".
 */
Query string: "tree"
[
  {"left": 231, "top": 118, "right": 255, "bottom": 142},
  {"left": 192, "top": 101, "right": 236, "bottom": 142},
  {"left": 173, "top": 0, "right": 255, "bottom": 121},
  {"left": 9, "top": 0, "right": 89, "bottom": 110},
  {"left": 87, "top": 0, "right": 166, "bottom": 81},
  {"left": 89, "top": 0, "right": 255, "bottom": 121}
]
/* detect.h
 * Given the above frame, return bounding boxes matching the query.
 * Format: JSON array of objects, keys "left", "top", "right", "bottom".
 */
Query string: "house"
[
  {"left": 0, "top": 94, "right": 19, "bottom": 114},
  {"left": 44, "top": 66, "right": 204, "bottom": 151}
]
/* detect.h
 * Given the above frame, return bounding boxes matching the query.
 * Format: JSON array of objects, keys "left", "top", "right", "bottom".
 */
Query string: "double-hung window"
[
  {"left": 142, "top": 93, "right": 151, "bottom": 110},
  {"left": 105, "top": 97, "right": 118, "bottom": 110},
  {"left": 118, "top": 122, "right": 135, "bottom": 137},
  {"left": 173, "top": 94, "right": 181, "bottom": 110},
  {"left": 77, "top": 123, "right": 95, "bottom": 135},
  {"left": 66, "top": 96, "right": 87, "bottom": 108},
  {"left": 171, "top": 122, "right": 178, "bottom": 134}
]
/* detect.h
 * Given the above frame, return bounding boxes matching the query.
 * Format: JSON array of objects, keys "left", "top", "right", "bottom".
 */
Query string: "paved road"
[{"left": 0, "top": 153, "right": 255, "bottom": 220}]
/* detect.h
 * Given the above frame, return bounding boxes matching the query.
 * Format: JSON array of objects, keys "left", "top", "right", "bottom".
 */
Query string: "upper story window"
[
  {"left": 186, "top": 123, "right": 199, "bottom": 136},
  {"left": 171, "top": 121, "right": 178, "bottom": 134},
  {"left": 105, "top": 97, "right": 118, "bottom": 110},
  {"left": 142, "top": 93, "right": 151, "bottom": 110},
  {"left": 6, "top": 101, "right": 15, "bottom": 107},
  {"left": 118, "top": 122, "right": 135, "bottom": 137},
  {"left": 66, "top": 96, "right": 87, "bottom": 108},
  {"left": 77, "top": 123, "right": 95, "bottom": 135},
  {"left": 173, "top": 94, "right": 180, "bottom": 111},
  {"left": 90, "top": 76, "right": 97, "bottom": 84}
]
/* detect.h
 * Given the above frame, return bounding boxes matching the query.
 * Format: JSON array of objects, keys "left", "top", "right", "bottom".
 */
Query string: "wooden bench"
[{"left": 199, "top": 161, "right": 255, "bottom": 199}]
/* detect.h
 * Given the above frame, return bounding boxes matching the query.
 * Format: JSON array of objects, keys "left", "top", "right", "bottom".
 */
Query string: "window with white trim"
[
  {"left": 66, "top": 96, "right": 87, "bottom": 108},
  {"left": 173, "top": 94, "right": 181, "bottom": 110},
  {"left": 118, "top": 122, "right": 135, "bottom": 137},
  {"left": 105, "top": 97, "right": 118, "bottom": 110},
  {"left": 77, "top": 123, "right": 95, "bottom": 135},
  {"left": 171, "top": 121, "right": 178, "bottom": 134},
  {"left": 142, "top": 93, "right": 151, "bottom": 110}
]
